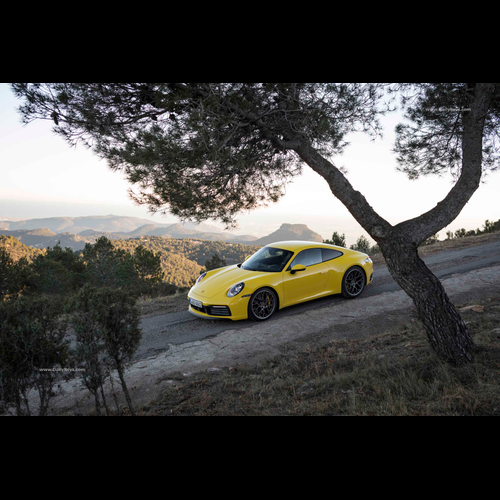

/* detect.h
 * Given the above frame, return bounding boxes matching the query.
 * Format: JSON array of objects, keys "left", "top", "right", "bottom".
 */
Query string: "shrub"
[
  {"left": 69, "top": 285, "right": 141, "bottom": 415},
  {"left": 0, "top": 296, "right": 69, "bottom": 416}
]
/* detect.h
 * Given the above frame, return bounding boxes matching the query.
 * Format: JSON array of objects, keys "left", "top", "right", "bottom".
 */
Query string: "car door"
[
  {"left": 283, "top": 248, "right": 331, "bottom": 306},
  {"left": 321, "top": 247, "right": 344, "bottom": 294}
]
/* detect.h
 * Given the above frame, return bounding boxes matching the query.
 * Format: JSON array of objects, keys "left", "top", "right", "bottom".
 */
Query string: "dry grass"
[
  {"left": 137, "top": 290, "right": 189, "bottom": 317},
  {"left": 141, "top": 295, "right": 500, "bottom": 416}
]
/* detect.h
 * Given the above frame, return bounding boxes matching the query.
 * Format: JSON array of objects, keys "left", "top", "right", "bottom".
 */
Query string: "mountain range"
[
  {"left": 0, "top": 217, "right": 325, "bottom": 287},
  {"left": 0, "top": 215, "right": 324, "bottom": 251},
  {"left": 0, "top": 215, "right": 209, "bottom": 234}
]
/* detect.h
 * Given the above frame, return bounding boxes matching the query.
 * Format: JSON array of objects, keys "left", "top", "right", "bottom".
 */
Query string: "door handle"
[{"left": 320, "top": 271, "right": 328, "bottom": 275}]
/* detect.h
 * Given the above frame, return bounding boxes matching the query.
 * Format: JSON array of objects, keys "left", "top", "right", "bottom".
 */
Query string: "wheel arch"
[
  {"left": 247, "top": 285, "right": 281, "bottom": 320},
  {"left": 341, "top": 264, "right": 367, "bottom": 298},
  {"left": 251, "top": 285, "right": 281, "bottom": 309}
]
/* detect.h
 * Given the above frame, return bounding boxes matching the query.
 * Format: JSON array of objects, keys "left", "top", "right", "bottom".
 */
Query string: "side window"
[
  {"left": 322, "top": 248, "right": 343, "bottom": 262},
  {"left": 290, "top": 248, "right": 323, "bottom": 268}
]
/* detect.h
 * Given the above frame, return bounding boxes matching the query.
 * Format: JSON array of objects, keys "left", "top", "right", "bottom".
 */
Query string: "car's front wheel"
[
  {"left": 248, "top": 287, "right": 277, "bottom": 321},
  {"left": 341, "top": 266, "right": 366, "bottom": 298}
]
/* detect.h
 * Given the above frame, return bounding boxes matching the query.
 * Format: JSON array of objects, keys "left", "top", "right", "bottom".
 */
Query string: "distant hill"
[
  {"left": 146, "top": 223, "right": 258, "bottom": 242},
  {"left": 0, "top": 229, "right": 91, "bottom": 251},
  {"left": 149, "top": 223, "right": 199, "bottom": 237},
  {"left": 251, "top": 223, "right": 323, "bottom": 246},
  {"left": 0, "top": 215, "right": 171, "bottom": 234},
  {"left": 0, "top": 235, "right": 45, "bottom": 261},
  {"left": 0, "top": 215, "right": 258, "bottom": 244},
  {"left": 0, "top": 219, "right": 323, "bottom": 251},
  {"left": 126, "top": 224, "right": 159, "bottom": 237},
  {"left": 181, "top": 221, "right": 223, "bottom": 233}
]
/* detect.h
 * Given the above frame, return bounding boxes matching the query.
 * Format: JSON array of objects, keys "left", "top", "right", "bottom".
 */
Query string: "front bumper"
[
  {"left": 189, "top": 301, "right": 231, "bottom": 317},
  {"left": 188, "top": 290, "right": 250, "bottom": 321}
]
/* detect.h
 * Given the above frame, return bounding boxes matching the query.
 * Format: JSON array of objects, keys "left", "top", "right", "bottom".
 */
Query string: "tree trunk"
[
  {"left": 380, "top": 238, "right": 475, "bottom": 365},
  {"left": 100, "top": 384, "right": 111, "bottom": 416},
  {"left": 116, "top": 362, "right": 136, "bottom": 416},
  {"left": 93, "top": 391, "right": 102, "bottom": 416},
  {"left": 293, "top": 84, "right": 496, "bottom": 365}
]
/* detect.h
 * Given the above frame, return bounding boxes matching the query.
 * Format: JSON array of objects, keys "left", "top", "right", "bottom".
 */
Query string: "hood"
[{"left": 192, "top": 265, "right": 262, "bottom": 298}]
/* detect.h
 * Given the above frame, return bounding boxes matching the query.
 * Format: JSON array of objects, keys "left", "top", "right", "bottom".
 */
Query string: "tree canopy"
[
  {"left": 11, "top": 83, "right": 389, "bottom": 227},
  {"left": 11, "top": 82, "right": 500, "bottom": 365},
  {"left": 393, "top": 83, "right": 500, "bottom": 178}
]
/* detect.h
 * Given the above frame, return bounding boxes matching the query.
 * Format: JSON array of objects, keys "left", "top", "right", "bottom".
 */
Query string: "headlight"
[
  {"left": 196, "top": 272, "right": 207, "bottom": 284},
  {"left": 227, "top": 282, "right": 245, "bottom": 298},
  {"left": 364, "top": 257, "right": 373, "bottom": 264}
]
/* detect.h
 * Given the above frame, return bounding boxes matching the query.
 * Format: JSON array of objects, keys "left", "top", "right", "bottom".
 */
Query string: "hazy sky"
[{"left": 1, "top": 83, "right": 499, "bottom": 246}]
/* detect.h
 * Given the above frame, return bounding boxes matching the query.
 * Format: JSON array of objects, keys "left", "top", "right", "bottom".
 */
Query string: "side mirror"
[{"left": 290, "top": 264, "right": 306, "bottom": 275}]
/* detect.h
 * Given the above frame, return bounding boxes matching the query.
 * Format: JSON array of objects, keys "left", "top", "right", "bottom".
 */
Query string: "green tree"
[
  {"left": 205, "top": 254, "right": 227, "bottom": 271},
  {"left": 324, "top": 231, "right": 346, "bottom": 247},
  {"left": 12, "top": 83, "right": 500, "bottom": 365},
  {"left": 0, "top": 248, "right": 20, "bottom": 300},
  {"left": 68, "top": 285, "right": 141, "bottom": 415},
  {"left": 68, "top": 285, "right": 111, "bottom": 415},
  {"left": 83, "top": 237, "right": 125, "bottom": 289},
  {"left": 27, "top": 244, "right": 85, "bottom": 295},
  {"left": 97, "top": 288, "right": 141, "bottom": 416},
  {"left": 83, "top": 237, "right": 167, "bottom": 295},
  {"left": 0, "top": 296, "right": 69, "bottom": 416},
  {"left": 482, "top": 219, "right": 496, "bottom": 233},
  {"left": 132, "top": 244, "right": 164, "bottom": 293},
  {"left": 350, "top": 235, "right": 371, "bottom": 253}
]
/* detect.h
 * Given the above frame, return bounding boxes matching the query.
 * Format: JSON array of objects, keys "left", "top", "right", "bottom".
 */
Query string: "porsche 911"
[{"left": 188, "top": 240, "right": 373, "bottom": 321}]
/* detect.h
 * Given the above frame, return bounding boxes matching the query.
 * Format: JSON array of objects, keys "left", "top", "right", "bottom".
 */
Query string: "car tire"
[
  {"left": 341, "top": 266, "right": 366, "bottom": 299},
  {"left": 248, "top": 287, "right": 278, "bottom": 321}
]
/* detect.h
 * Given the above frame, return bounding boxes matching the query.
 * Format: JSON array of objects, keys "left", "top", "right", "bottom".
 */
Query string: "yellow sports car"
[{"left": 188, "top": 240, "right": 374, "bottom": 321}]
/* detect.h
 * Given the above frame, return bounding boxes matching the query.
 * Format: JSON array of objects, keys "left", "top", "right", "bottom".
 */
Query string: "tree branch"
[
  {"left": 394, "top": 83, "right": 496, "bottom": 244},
  {"left": 293, "top": 140, "right": 393, "bottom": 241}
]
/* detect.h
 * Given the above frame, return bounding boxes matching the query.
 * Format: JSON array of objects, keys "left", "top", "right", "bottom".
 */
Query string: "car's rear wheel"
[
  {"left": 341, "top": 266, "right": 366, "bottom": 298},
  {"left": 248, "top": 287, "right": 277, "bottom": 321}
]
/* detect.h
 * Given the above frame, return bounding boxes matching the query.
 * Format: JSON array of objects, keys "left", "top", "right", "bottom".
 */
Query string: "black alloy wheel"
[
  {"left": 341, "top": 266, "right": 366, "bottom": 298},
  {"left": 248, "top": 287, "right": 277, "bottom": 321}
]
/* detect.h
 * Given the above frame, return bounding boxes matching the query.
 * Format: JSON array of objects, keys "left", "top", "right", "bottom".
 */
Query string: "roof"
[{"left": 266, "top": 240, "right": 347, "bottom": 252}]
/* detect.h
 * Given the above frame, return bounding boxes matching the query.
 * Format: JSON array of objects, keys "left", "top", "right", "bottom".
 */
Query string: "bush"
[
  {"left": 69, "top": 285, "right": 142, "bottom": 415},
  {"left": 421, "top": 233, "right": 439, "bottom": 246},
  {"left": 0, "top": 296, "right": 69, "bottom": 416}
]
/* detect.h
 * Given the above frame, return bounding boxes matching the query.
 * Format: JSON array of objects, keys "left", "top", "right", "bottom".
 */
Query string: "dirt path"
[{"left": 45, "top": 262, "right": 500, "bottom": 415}]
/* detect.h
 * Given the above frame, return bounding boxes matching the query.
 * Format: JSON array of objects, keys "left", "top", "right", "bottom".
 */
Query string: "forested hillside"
[
  {"left": 111, "top": 237, "right": 261, "bottom": 287},
  {"left": 0, "top": 233, "right": 261, "bottom": 288},
  {"left": 0, "top": 235, "right": 45, "bottom": 261}
]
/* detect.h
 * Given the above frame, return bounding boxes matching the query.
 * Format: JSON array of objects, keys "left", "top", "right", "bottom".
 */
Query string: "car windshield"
[{"left": 241, "top": 246, "right": 294, "bottom": 273}]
